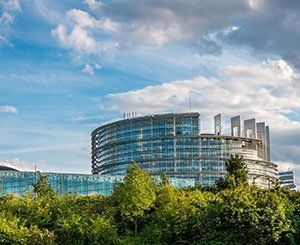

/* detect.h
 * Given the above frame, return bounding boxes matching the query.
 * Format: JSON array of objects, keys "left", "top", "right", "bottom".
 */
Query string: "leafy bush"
[{"left": 0, "top": 212, "right": 54, "bottom": 245}]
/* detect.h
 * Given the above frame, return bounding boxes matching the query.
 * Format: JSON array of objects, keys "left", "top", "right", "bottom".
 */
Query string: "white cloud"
[
  {"left": 247, "top": 0, "right": 264, "bottom": 10},
  {"left": 1, "top": 11, "right": 14, "bottom": 24},
  {"left": 108, "top": 59, "right": 300, "bottom": 130},
  {"left": 277, "top": 161, "right": 299, "bottom": 172},
  {"left": 0, "top": 158, "right": 37, "bottom": 172},
  {"left": 54, "top": 0, "right": 300, "bottom": 69},
  {"left": 52, "top": 24, "right": 98, "bottom": 54},
  {"left": 0, "top": 0, "right": 21, "bottom": 45},
  {"left": 72, "top": 115, "right": 103, "bottom": 121},
  {"left": 0, "top": 105, "right": 18, "bottom": 114},
  {"left": 67, "top": 9, "right": 96, "bottom": 28},
  {"left": 51, "top": 9, "right": 118, "bottom": 56},
  {"left": 2, "top": 0, "right": 21, "bottom": 12},
  {"left": 73, "top": 0, "right": 249, "bottom": 53},
  {"left": 84, "top": 0, "right": 102, "bottom": 11},
  {"left": 66, "top": 9, "right": 117, "bottom": 31},
  {"left": 53, "top": 2, "right": 221, "bottom": 55},
  {"left": 121, "top": 25, "right": 177, "bottom": 47}
]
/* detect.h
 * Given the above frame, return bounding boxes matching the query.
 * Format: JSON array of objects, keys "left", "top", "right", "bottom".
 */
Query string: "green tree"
[
  {"left": 154, "top": 177, "right": 191, "bottom": 243},
  {"left": 33, "top": 173, "right": 57, "bottom": 198},
  {"left": 285, "top": 191, "right": 300, "bottom": 244},
  {"left": 160, "top": 172, "right": 170, "bottom": 186},
  {"left": 216, "top": 155, "right": 248, "bottom": 190},
  {"left": 0, "top": 157, "right": 299, "bottom": 244},
  {"left": 112, "top": 161, "right": 156, "bottom": 236},
  {"left": 186, "top": 186, "right": 292, "bottom": 244}
]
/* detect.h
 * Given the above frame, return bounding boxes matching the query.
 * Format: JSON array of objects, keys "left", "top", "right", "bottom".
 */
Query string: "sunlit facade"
[{"left": 92, "top": 112, "right": 277, "bottom": 187}]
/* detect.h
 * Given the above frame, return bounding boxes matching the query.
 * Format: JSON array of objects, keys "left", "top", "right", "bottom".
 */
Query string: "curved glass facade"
[
  {"left": 0, "top": 171, "right": 195, "bottom": 196},
  {"left": 92, "top": 113, "right": 277, "bottom": 187}
]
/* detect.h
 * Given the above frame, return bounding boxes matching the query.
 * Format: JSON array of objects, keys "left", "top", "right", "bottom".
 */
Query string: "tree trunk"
[{"left": 135, "top": 218, "right": 138, "bottom": 236}]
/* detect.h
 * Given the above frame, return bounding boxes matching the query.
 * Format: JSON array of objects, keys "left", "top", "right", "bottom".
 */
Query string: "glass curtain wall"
[{"left": 92, "top": 113, "right": 277, "bottom": 187}]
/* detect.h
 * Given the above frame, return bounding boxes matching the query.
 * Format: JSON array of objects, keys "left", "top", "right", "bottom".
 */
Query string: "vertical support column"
[
  {"left": 257, "top": 122, "right": 266, "bottom": 160},
  {"left": 214, "top": 113, "right": 222, "bottom": 135},
  {"left": 244, "top": 118, "right": 256, "bottom": 138},
  {"left": 266, "top": 126, "right": 271, "bottom": 161},
  {"left": 231, "top": 116, "right": 241, "bottom": 137}
]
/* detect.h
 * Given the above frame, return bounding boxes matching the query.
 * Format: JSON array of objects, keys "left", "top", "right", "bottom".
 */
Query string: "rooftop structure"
[
  {"left": 92, "top": 112, "right": 277, "bottom": 188},
  {"left": 244, "top": 118, "right": 256, "bottom": 139},
  {"left": 231, "top": 116, "right": 241, "bottom": 137},
  {"left": 214, "top": 113, "right": 222, "bottom": 135}
]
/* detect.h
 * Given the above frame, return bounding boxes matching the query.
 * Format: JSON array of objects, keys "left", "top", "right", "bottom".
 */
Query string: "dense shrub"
[{"left": 0, "top": 212, "right": 54, "bottom": 245}]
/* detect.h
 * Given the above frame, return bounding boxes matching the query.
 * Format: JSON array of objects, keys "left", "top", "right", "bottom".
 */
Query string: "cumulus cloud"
[
  {"left": 52, "top": 24, "right": 98, "bottom": 54},
  {"left": 51, "top": 8, "right": 117, "bottom": 57},
  {"left": 84, "top": 0, "right": 102, "bottom": 11},
  {"left": 102, "top": 0, "right": 246, "bottom": 50},
  {"left": 107, "top": 59, "right": 300, "bottom": 174},
  {"left": 223, "top": 1, "right": 300, "bottom": 69},
  {"left": 0, "top": 105, "right": 18, "bottom": 114},
  {"left": 50, "top": 0, "right": 300, "bottom": 69},
  {"left": 108, "top": 60, "right": 299, "bottom": 124},
  {"left": 105, "top": 0, "right": 300, "bottom": 68},
  {"left": 52, "top": 1, "right": 246, "bottom": 56},
  {"left": 0, "top": 0, "right": 21, "bottom": 45}
]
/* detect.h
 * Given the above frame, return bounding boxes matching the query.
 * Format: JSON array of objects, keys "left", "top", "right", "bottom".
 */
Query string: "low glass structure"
[
  {"left": 92, "top": 112, "right": 278, "bottom": 188},
  {"left": 278, "top": 171, "right": 297, "bottom": 191},
  {"left": 0, "top": 171, "right": 195, "bottom": 196}
]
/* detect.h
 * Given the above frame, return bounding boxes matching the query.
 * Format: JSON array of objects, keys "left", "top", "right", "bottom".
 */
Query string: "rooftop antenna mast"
[{"left": 189, "top": 90, "right": 192, "bottom": 112}]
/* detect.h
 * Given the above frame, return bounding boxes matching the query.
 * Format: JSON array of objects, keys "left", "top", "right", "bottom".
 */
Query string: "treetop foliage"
[{"left": 0, "top": 157, "right": 299, "bottom": 244}]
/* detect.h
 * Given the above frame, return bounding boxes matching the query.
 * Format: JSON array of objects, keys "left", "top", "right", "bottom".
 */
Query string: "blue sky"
[{"left": 0, "top": 0, "right": 300, "bottom": 183}]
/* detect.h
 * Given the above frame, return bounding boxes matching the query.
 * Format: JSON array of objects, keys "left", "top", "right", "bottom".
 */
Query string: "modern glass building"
[
  {"left": 92, "top": 112, "right": 278, "bottom": 188},
  {"left": 0, "top": 170, "right": 195, "bottom": 196},
  {"left": 278, "top": 171, "right": 297, "bottom": 191}
]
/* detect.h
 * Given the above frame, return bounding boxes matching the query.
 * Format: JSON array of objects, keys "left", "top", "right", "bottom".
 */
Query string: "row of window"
[
  {"left": 93, "top": 146, "right": 261, "bottom": 164},
  {"left": 0, "top": 171, "right": 196, "bottom": 195}
]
